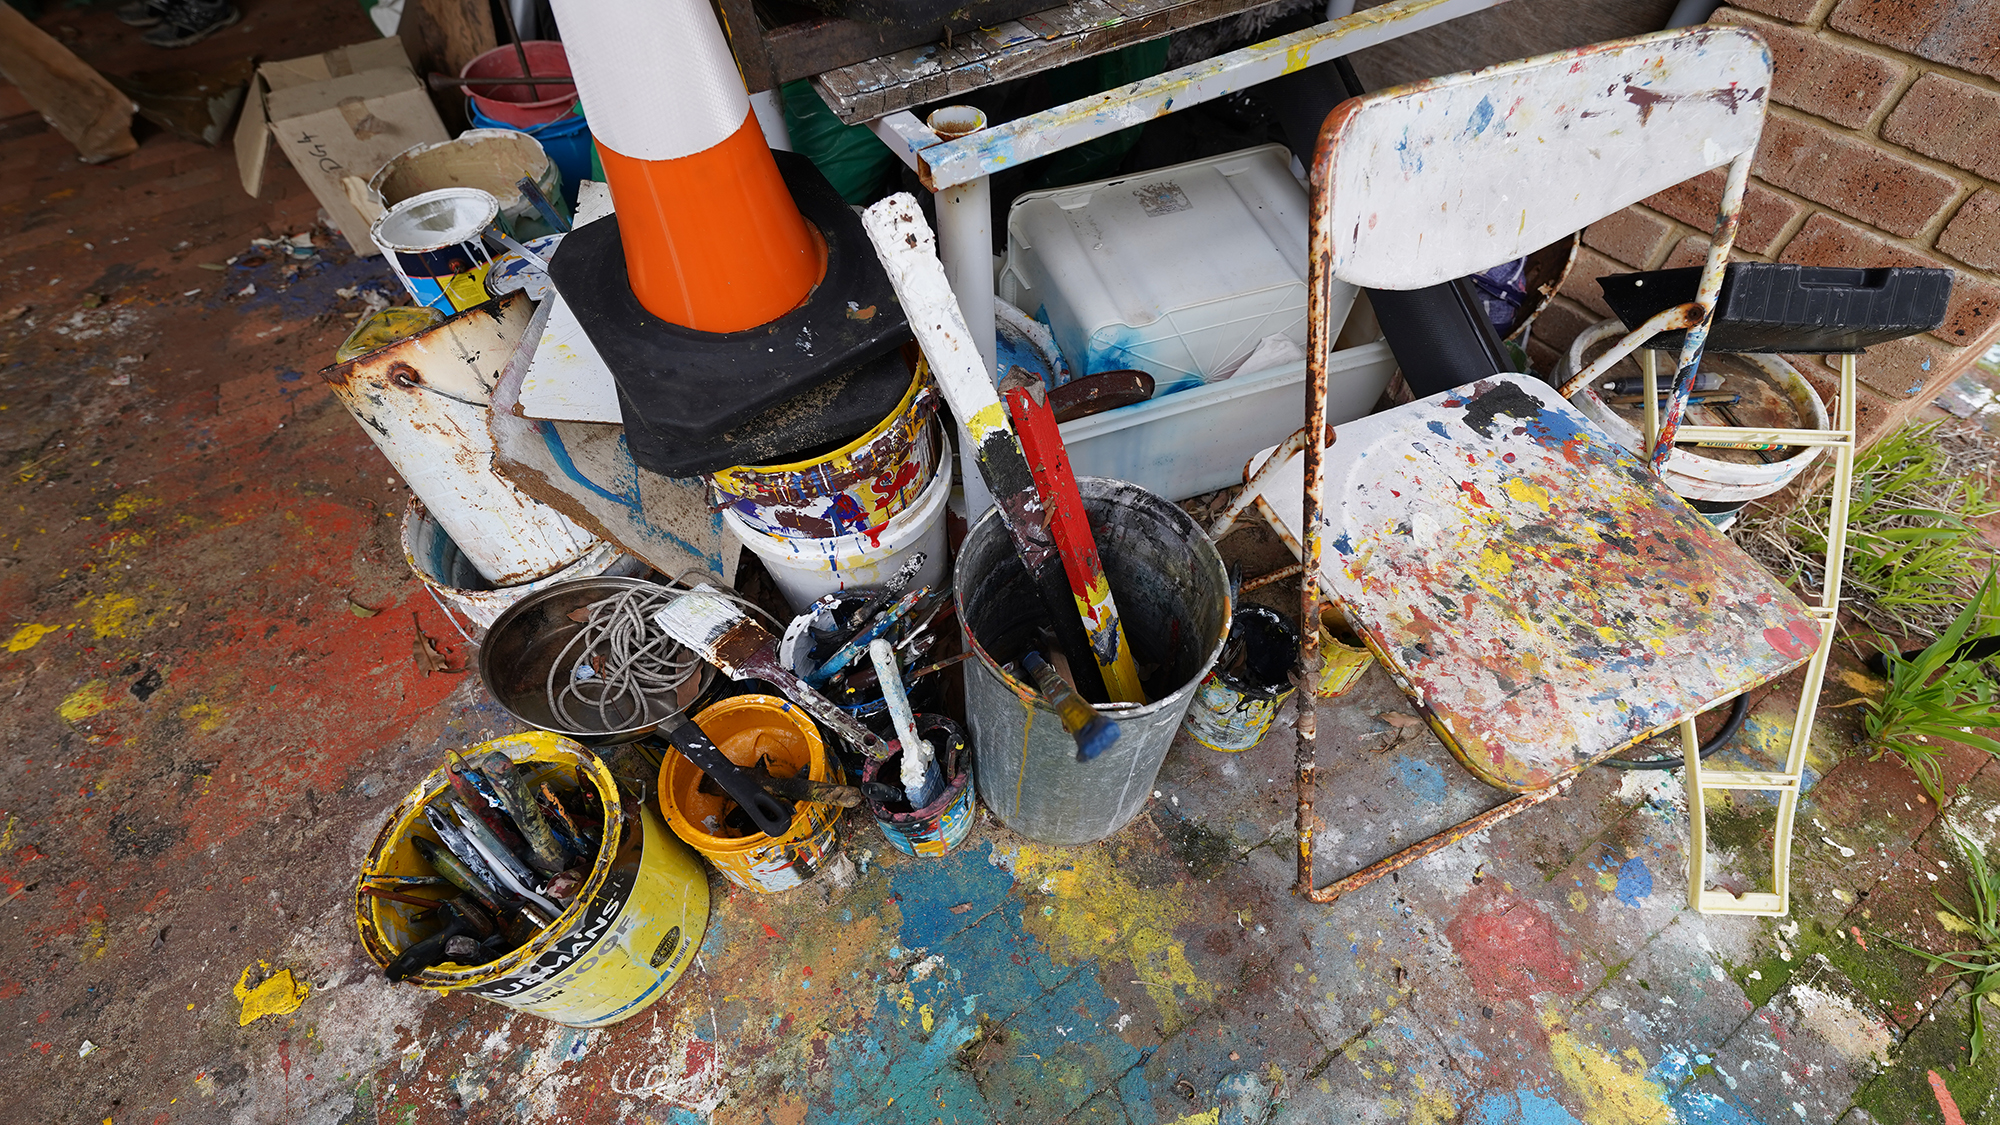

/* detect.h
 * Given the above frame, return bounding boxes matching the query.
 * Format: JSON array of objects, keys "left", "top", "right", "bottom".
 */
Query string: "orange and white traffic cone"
[{"left": 549, "top": 0, "right": 824, "bottom": 333}]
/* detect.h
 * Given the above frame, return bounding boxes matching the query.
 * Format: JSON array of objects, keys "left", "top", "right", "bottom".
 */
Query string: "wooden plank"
[
  {"left": 715, "top": 0, "right": 777, "bottom": 92},
  {"left": 0, "top": 2, "right": 136, "bottom": 164},
  {"left": 809, "top": 0, "right": 1267, "bottom": 122}
]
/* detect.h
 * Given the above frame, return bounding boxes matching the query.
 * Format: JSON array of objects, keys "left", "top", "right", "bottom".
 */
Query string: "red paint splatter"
[
  {"left": 1931, "top": 1070, "right": 1967, "bottom": 1125},
  {"left": 801, "top": 965, "right": 813, "bottom": 977},
  {"left": 1458, "top": 481, "right": 1491, "bottom": 508},
  {"left": 1445, "top": 886, "right": 1585, "bottom": 1005},
  {"left": 761, "top": 922, "right": 781, "bottom": 939},
  {"left": 278, "top": 1037, "right": 291, "bottom": 1078}
]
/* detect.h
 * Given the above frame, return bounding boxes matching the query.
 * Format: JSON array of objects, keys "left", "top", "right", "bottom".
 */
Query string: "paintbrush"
[
  {"left": 862, "top": 195, "right": 1113, "bottom": 702},
  {"left": 1021, "top": 650, "right": 1121, "bottom": 762},
  {"left": 653, "top": 586, "right": 897, "bottom": 761},
  {"left": 474, "top": 752, "right": 572, "bottom": 875}
]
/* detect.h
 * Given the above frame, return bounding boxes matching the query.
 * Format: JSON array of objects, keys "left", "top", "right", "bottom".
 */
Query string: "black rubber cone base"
[{"left": 548, "top": 150, "right": 911, "bottom": 477}]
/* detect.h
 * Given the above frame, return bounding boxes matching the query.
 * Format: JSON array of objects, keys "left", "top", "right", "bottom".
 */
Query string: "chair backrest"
[{"left": 1315, "top": 26, "right": 1770, "bottom": 291}]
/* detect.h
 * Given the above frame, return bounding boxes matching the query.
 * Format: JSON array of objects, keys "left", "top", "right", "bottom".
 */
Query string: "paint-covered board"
[{"left": 1311, "top": 375, "right": 1815, "bottom": 792}]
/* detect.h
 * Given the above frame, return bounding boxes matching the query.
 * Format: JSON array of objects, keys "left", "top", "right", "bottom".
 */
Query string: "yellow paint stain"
[
  {"left": 1014, "top": 845, "right": 1214, "bottom": 1024},
  {"left": 1837, "top": 668, "right": 1886, "bottom": 695},
  {"left": 1477, "top": 548, "right": 1515, "bottom": 576},
  {"left": 1283, "top": 41, "right": 1314, "bottom": 74},
  {"left": 1569, "top": 890, "right": 1589, "bottom": 912},
  {"left": 898, "top": 989, "right": 915, "bottom": 1013},
  {"left": 83, "top": 593, "right": 143, "bottom": 639},
  {"left": 0, "top": 815, "right": 12, "bottom": 852},
  {"left": 60, "top": 680, "right": 119, "bottom": 723},
  {"left": 1544, "top": 1011, "right": 1671, "bottom": 1124},
  {"left": 966, "top": 402, "right": 1008, "bottom": 443},
  {"left": 919, "top": 1003, "right": 935, "bottom": 1034},
  {"left": 1938, "top": 910, "right": 1975, "bottom": 934},
  {"left": 1596, "top": 870, "right": 1618, "bottom": 893},
  {"left": 1411, "top": 1090, "right": 1459, "bottom": 1125},
  {"left": 86, "top": 918, "right": 107, "bottom": 957},
  {"left": 1168, "top": 1112, "right": 1220, "bottom": 1125},
  {"left": 105, "top": 494, "right": 158, "bottom": 523},
  {"left": 1502, "top": 478, "right": 1551, "bottom": 509},
  {"left": 233, "top": 961, "right": 309, "bottom": 1025},
  {"left": 180, "top": 702, "right": 224, "bottom": 733},
  {"left": 5, "top": 623, "right": 58, "bottom": 652}
]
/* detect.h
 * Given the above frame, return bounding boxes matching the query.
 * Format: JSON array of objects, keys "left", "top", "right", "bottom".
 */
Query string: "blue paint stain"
[
  {"left": 1427, "top": 420, "right": 1450, "bottom": 439},
  {"left": 1466, "top": 95, "right": 1497, "bottom": 137},
  {"left": 1614, "top": 857, "right": 1653, "bottom": 906},
  {"left": 1396, "top": 758, "right": 1447, "bottom": 805},
  {"left": 1469, "top": 1090, "right": 1585, "bottom": 1125},
  {"left": 1669, "top": 1088, "right": 1767, "bottom": 1125},
  {"left": 276, "top": 369, "right": 304, "bottom": 383}
]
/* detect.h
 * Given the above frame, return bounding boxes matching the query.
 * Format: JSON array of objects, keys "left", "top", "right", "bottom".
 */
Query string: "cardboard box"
[{"left": 233, "top": 37, "right": 448, "bottom": 257}]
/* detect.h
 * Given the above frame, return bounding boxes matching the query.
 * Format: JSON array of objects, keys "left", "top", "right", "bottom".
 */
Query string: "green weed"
[
  {"left": 1735, "top": 420, "right": 1999, "bottom": 638},
  {"left": 1863, "top": 569, "right": 2000, "bottom": 803},
  {"left": 1884, "top": 826, "right": 2000, "bottom": 1063}
]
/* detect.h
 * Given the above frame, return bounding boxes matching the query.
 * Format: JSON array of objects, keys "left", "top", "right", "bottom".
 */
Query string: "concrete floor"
[{"left": 5, "top": 4, "right": 2000, "bottom": 1124}]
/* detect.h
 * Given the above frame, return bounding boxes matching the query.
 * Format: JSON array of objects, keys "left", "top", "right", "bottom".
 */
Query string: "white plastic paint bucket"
[
  {"left": 1562, "top": 319, "right": 1828, "bottom": 504},
  {"left": 371, "top": 187, "right": 499, "bottom": 313},
  {"left": 723, "top": 455, "right": 951, "bottom": 614},
  {"left": 402, "top": 501, "right": 630, "bottom": 633}
]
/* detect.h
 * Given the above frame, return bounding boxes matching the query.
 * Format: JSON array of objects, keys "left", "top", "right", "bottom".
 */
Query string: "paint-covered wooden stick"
[{"left": 860, "top": 194, "right": 1109, "bottom": 703}]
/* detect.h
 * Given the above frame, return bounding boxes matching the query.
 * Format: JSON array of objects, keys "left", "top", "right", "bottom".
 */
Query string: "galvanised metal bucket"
[{"left": 956, "top": 478, "right": 1230, "bottom": 845}]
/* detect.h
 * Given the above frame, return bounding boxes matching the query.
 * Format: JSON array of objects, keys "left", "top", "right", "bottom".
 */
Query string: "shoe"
[
  {"left": 115, "top": 0, "right": 166, "bottom": 26},
  {"left": 139, "top": 2, "right": 240, "bottom": 47}
]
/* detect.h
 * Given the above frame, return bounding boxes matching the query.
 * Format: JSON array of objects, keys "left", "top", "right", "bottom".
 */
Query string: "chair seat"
[{"left": 1247, "top": 375, "right": 1819, "bottom": 792}]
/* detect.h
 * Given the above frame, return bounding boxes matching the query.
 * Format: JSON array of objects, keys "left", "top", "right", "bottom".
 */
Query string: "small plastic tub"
[{"left": 657, "top": 696, "right": 844, "bottom": 893}]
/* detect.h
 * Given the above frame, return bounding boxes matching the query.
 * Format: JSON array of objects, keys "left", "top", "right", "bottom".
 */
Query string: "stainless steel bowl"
[{"left": 478, "top": 575, "right": 711, "bottom": 746}]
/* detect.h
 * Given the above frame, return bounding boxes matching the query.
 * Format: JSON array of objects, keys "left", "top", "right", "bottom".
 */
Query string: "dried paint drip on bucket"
[
  {"left": 1315, "top": 604, "right": 1374, "bottom": 699},
  {"left": 1183, "top": 605, "right": 1299, "bottom": 752},
  {"left": 371, "top": 186, "right": 498, "bottom": 313},
  {"left": 353, "top": 731, "right": 710, "bottom": 1027},
  {"left": 658, "top": 695, "right": 843, "bottom": 892},
  {"left": 707, "top": 367, "right": 939, "bottom": 540},
  {"left": 862, "top": 714, "right": 975, "bottom": 857}
]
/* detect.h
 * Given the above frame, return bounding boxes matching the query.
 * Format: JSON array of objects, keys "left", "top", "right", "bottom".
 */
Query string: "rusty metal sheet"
[{"left": 1311, "top": 375, "right": 1817, "bottom": 793}]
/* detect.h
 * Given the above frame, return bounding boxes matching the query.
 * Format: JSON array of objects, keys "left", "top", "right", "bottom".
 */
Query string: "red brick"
[
  {"left": 1582, "top": 208, "right": 1675, "bottom": 268},
  {"left": 1848, "top": 332, "right": 1971, "bottom": 399},
  {"left": 1938, "top": 189, "right": 2000, "bottom": 271},
  {"left": 1644, "top": 167, "right": 1802, "bottom": 255},
  {"left": 1725, "top": 0, "right": 1826, "bottom": 20},
  {"left": 1780, "top": 211, "right": 2000, "bottom": 344},
  {"left": 1830, "top": 0, "right": 2000, "bottom": 81},
  {"left": 1881, "top": 73, "right": 2000, "bottom": 181},
  {"left": 1660, "top": 234, "right": 1760, "bottom": 270},
  {"left": 1556, "top": 245, "right": 1625, "bottom": 318},
  {"left": 1713, "top": 9, "right": 1907, "bottom": 128},
  {"left": 1753, "top": 113, "right": 1961, "bottom": 238},
  {"left": 1525, "top": 295, "right": 1601, "bottom": 373}
]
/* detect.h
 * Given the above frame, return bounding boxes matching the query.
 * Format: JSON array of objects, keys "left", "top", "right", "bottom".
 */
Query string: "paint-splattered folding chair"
[{"left": 1210, "top": 25, "right": 1858, "bottom": 916}]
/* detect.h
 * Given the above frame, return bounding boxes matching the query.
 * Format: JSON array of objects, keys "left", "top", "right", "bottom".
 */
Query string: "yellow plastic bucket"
[
  {"left": 354, "top": 731, "right": 709, "bottom": 1027},
  {"left": 1316, "top": 604, "right": 1375, "bottom": 698},
  {"left": 659, "top": 695, "right": 844, "bottom": 893}
]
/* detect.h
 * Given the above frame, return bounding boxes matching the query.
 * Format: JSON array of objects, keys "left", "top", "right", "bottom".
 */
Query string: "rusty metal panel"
[{"left": 1310, "top": 375, "right": 1817, "bottom": 793}]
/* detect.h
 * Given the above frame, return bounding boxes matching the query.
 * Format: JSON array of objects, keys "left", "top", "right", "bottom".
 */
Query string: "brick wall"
[{"left": 1526, "top": 0, "right": 2000, "bottom": 450}]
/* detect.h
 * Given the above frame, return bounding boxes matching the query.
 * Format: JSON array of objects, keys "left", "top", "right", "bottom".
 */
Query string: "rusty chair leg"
[{"left": 1298, "top": 776, "right": 1574, "bottom": 904}]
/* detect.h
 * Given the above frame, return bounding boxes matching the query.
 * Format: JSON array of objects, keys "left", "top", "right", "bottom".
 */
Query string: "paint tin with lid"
[{"left": 371, "top": 187, "right": 498, "bottom": 313}]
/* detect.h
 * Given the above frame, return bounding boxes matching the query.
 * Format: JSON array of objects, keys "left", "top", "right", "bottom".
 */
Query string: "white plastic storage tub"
[
  {"left": 999, "top": 144, "right": 1357, "bottom": 397},
  {"left": 1058, "top": 340, "right": 1397, "bottom": 502}
]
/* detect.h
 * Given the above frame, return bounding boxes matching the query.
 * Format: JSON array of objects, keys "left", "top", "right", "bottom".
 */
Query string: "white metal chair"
[{"left": 1211, "top": 26, "right": 1852, "bottom": 915}]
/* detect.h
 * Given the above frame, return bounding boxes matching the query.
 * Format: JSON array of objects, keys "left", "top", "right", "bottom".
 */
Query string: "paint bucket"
[
  {"left": 370, "top": 187, "right": 498, "bottom": 313},
  {"left": 353, "top": 731, "right": 710, "bottom": 1027},
  {"left": 707, "top": 367, "right": 939, "bottom": 539},
  {"left": 324, "top": 293, "right": 601, "bottom": 586},
  {"left": 957, "top": 477, "right": 1231, "bottom": 846},
  {"left": 724, "top": 454, "right": 952, "bottom": 615},
  {"left": 1562, "top": 319, "right": 1828, "bottom": 503},
  {"left": 468, "top": 103, "right": 593, "bottom": 211},
  {"left": 462, "top": 40, "right": 577, "bottom": 127},
  {"left": 370, "top": 129, "right": 571, "bottom": 241},
  {"left": 861, "top": 714, "right": 976, "bottom": 857},
  {"left": 1182, "top": 605, "right": 1299, "bottom": 752},
  {"left": 1314, "top": 604, "right": 1374, "bottom": 698},
  {"left": 658, "top": 695, "right": 844, "bottom": 893},
  {"left": 402, "top": 501, "right": 631, "bottom": 634}
]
